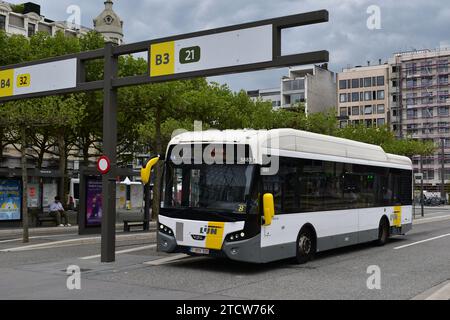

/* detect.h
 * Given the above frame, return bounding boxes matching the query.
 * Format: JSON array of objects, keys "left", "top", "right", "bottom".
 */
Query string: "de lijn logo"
[{"left": 199, "top": 225, "right": 222, "bottom": 235}]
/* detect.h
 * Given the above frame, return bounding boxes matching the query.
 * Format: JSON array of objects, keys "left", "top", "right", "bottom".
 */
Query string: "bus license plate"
[{"left": 190, "top": 247, "right": 210, "bottom": 255}]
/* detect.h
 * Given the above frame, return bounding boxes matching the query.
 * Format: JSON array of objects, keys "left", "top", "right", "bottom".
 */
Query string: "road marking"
[
  {"left": 143, "top": 254, "right": 192, "bottom": 266},
  {"left": 0, "top": 233, "right": 79, "bottom": 244},
  {"left": 0, "top": 232, "right": 152, "bottom": 252},
  {"left": 394, "top": 233, "right": 450, "bottom": 250},
  {"left": 79, "top": 244, "right": 157, "bottom": 260},
  {"left": 414, "top": 215, "right": 450, "bottom": 224}
]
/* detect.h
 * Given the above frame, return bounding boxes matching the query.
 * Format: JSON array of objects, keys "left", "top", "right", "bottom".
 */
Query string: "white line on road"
[
  {"left": 414, "top": 215, "right": 450, "bottom": 224},
  {"left": 1, "top": 232, "right": 152, "bottom": 252},
  {"left": 0, "top": 233, "right": 79, "bottom": 244},
  {"left": 394, "top": 233, "right": 450, "bottom": 250},
  {"left": 143, "top": 254, "right": 192, "bottom": 266},
  {"left": 79, "top": 244, "right": 157, "bottom": 260}
]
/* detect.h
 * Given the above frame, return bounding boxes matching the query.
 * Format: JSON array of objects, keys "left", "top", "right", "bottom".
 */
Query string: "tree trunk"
[
  {"left": 58, "top": 130, "right": 66, "bottom": 205},
  {"left": 21, "top": 127, "right": 29, "bottom": 243},
  {"left": 151, "top": 104, "right": 163, "bottom": 220}
]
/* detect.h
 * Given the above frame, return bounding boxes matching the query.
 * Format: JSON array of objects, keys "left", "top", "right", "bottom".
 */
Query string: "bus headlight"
[{"left": 158, "top": 223, "right": 174, "bottom": 236}]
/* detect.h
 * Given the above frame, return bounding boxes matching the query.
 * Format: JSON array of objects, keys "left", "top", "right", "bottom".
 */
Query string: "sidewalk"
[{"left": 0, "top": 221, "right": 157, "bottom": 239}]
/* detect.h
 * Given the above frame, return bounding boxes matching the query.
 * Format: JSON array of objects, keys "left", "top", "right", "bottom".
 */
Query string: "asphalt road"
[{"left": 0, "top": 207, "right": 449, "bottom": 300}]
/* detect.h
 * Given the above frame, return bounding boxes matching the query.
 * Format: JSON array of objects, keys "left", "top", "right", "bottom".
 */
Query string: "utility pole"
[
  {"left": 101, "top": 42, "right": 118, "bottom": 263},
  {"left": 441, "top": 138, "right": 446, "bottom": 203},
  {"left": 21, "top": 126, "right": 29, "bottom": 243},
  {"left": 420, "top": 155, "right": 424, "bottom": 217}
]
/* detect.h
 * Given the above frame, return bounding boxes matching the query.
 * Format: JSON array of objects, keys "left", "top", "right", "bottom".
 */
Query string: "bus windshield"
[{"left": 163, "top": 162, "right": 257, "bottom": 214}]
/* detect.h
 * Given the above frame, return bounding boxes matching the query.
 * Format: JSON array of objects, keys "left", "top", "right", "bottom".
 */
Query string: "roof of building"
[{"left": 168, "top": 129, "right": 412, "bottom": 168}]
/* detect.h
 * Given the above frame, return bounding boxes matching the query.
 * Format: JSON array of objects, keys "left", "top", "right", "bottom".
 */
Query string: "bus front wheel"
[
  {"left": 295, "top": 227, "right": 316, "bottom": 264},
  {"left": 376, "top": 218, "right": 390, "bottom": 246}
]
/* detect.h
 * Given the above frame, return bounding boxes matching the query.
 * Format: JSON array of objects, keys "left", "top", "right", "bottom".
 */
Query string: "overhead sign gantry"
[{"left": 0, "top": 10, "right": 329, "bottom": 262}]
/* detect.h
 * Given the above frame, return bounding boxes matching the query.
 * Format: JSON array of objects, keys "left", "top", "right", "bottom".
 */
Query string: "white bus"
[{"left": 156, "top": 129, "right": 413, "bottom": 263}]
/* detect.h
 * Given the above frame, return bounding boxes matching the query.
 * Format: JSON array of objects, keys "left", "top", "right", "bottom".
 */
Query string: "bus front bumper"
[{"left": 157, "top": 231, "right": 263, "bottom": 263}]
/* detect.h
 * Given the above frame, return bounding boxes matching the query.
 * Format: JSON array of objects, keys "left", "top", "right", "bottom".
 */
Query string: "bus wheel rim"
[{"left": 299, "top": 235, "right": 311, "bottom": 254}]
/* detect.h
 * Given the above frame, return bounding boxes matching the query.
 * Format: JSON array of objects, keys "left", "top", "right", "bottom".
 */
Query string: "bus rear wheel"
[
  {"left": 376, "top": 218, "right": 390, "bottom": 246},
  {"left": 295, "top": 228, "right": 316, "bottom": 264}
]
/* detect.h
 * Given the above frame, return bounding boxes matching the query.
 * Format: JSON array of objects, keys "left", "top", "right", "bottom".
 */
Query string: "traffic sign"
[
  {"left": 150, "top": 25, "right": 273, "bottom": 77},
  {"left": 97, "top": 156, "right": 111, "bottom": 174},
  {"left": 0, "top": 59, "right": 77, "bottom": 98}
]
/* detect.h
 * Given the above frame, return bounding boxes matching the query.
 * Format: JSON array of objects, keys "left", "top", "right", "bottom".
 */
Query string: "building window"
[
  {"left": 352, "top": 79, "right": 359, "bottom": 89},
  {"left": 365, "top": 119, "right": 373, "bottom": 127},
  {"left": 438, "top": 60, "right": 448, "bottom": 73},
  {"left": 28, "top": 23, "right": 36, "bottom": 37},
  {"left": 439, "top": 75, "right": 449, "bottom": 85},
  {"left": 352, "top": 106, "right": 360, "bottom": 115},
  {"left": 406, "top": 93, "right": 417, "bottom": 107},
  {"left": 339, "top": 80, "right": 347, "bottom": 89},
  {"left": 406, "top": 78, "right": 417, "bottom": 88},
  {"left": 364, "top": 77, "right": 372, "bottom": 87},
  {"left": 422, "top": 108, "right": 433, "bottom": 118},
  {"left": 421, "top": 76, "right": 433, "bottom": 87},
  {"left": 421, "top": 92, "right": 433, "bottom": 104},
  {"left": 364, "top": 91, "right": 372, "bottom": 101},
  {"left": 340, "top": 120, "right": 348, "bottom": 128},
  {"left": 377, "top": 90, "right": 385, "bottom": 100},
  {"left": 377, "top": 104, "right": 385, "bottom": 114},
  {"left": 421, "top": 60, "right": 433, "bottom": 75},
  {"left": 392, "top": 66, "right": 398, "bottom": 73},
  {"left": 438, "top": 106, "right": 449, "bottom": 116},
  {"left": 438, "top": 90, "right": 449, "bottom": 103},
  {"left": 407, "top": 109, "right": 418, "bottom": 119},
  {"left": 392, "top": 80, "right": 398, "bottom": 88},
  {"left": 340, "top": 107, "right": 347, "bottom": 117},
  {"left": 364, "top": 105, "right": 373, "bottom": 115},
  {"left": 406, "top": 63, "right": 417, "bottom": 76},
  {"left": 351, "top": 92, "right": 359, "bottom": 102},
  {"left": 377, "top": 76, "right": 385, "bottom": 86},
  {"left": 339, "top": 93, "right": 347, "bottom": 103},
  {"left": 377, "top": 118, "right": 385, "bottom": 126},
  {"left": 393, "top": 94, "right": 398, "bottom": 102},
  {"left": 0, "top": 15, "right": 5, "bottom": 31}
]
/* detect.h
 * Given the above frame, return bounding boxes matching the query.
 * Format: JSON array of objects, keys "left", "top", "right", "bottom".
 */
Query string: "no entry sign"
[{"left": 97, "top": 156, "right": 111, "bottom": 174}]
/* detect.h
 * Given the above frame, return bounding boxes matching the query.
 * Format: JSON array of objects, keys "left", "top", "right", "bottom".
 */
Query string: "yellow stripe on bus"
[
  {"left": 393, "top": 206, "right": 402, "bottom": 227},
  {"left": 205, "top": 222, "right": 225, "bottom": 250}
]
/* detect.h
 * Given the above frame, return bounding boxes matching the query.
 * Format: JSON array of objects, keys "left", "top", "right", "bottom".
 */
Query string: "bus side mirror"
[
  {"left": 263, "top": 193, "right": 275, "bottom": 226},
  {"left": 140, "top": 156, "right": 160, "bottom": 185}
]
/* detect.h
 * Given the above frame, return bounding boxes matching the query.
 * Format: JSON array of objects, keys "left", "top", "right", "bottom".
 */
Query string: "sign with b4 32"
[
  {"left": 0, "top": 59, "right": 77, "bottom": 98},
  {"left": 150, "top": 25, "right": 273, "bottom": 77}
]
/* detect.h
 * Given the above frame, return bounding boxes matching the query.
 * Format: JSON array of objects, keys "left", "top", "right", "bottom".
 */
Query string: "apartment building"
[
  {"left": 247, "top": 88, "right": 282, "bottom": 109},
  {"left": 389, "top": 48, "right": 450, "bottom": 190},
  {"left": 248, "top": 64, "right": 336, "bottom": 114},
  {"left": 336, "top": 62, "right": 389, "bottom": 128}
]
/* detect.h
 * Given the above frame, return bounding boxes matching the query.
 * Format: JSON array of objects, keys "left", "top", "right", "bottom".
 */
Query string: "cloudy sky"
[{"left": 7, "top": 0, "right": 450, "bottom": 91}]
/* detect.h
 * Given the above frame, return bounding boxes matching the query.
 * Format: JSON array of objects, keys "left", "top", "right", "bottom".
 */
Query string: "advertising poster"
[
  {"left": 0, "top": 179, "right": 21, "bottom": 221},
  {"left": 86, "top": 178, "right": 102, "bottom": 227}
]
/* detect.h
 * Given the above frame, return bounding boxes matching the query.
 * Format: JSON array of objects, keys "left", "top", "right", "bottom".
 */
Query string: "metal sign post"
[{"left": 0, "top": 10, "right": 330, "bottom": 262}]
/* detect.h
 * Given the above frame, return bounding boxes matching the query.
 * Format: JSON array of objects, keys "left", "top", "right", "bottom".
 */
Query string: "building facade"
[
  {"left": 247, "top": 88, "right": 281, "bottom": 109},
  {"left": 389, "top": 48, "right": 450, "bottom": 190},
  {"left": 0, "top": 1, "right": 90, "bottom": 38},
  {"left": 248, "top": 64, "right": 336, "bottom": 114},
  {"left": 336, "top": 62, "right": 389, "bottom": 128}
]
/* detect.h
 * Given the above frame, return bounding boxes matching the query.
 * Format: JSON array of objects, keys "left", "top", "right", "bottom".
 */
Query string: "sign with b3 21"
[
  {"left": 150, "top": 25, "right": 273, "bottom": 77},
  {"left": 0, "top": 59, "right": 77, "bottom": 98}
]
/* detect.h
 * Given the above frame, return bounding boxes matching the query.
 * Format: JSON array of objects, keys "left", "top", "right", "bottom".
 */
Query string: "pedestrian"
[{"left": 49, "top": 196, "right": 71, "bottom": 227}]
